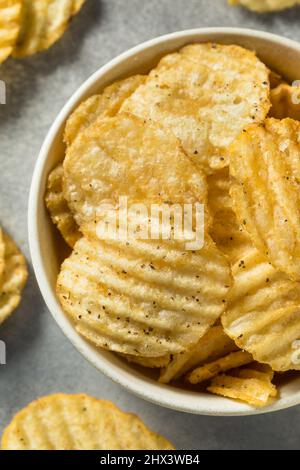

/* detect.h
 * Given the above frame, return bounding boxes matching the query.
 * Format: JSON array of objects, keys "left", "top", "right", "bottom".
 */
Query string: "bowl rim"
[{"left": 29, "top": 27, "right": 300, "bottom": 416}]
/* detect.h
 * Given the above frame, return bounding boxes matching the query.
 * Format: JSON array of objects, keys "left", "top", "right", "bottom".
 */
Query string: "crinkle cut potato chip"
[
  {"left": 186, "top": 351, "right": 253, "bottom": 385},
  {"left": 207, "top": 168, "right": 232, "bottom": 217},
  {"left": 1, "top": 394, "right": 175, "bottom": 450},
  {"left": 208, "top": 172, "right": 300, "bottom": 372},
  {"left": 45, "top": 164, "right": 81, "bottom": 248},
  {"left": 122, "top": 354, "right": 171, "bottom": 369},
  {"left": 270, "top": 84, "right": 300, "bottom": 121},
  {"left": 159, "top": 325, "right": 237, "bottom": 384},
  {"left": 56, "top": 235, "right": 231, "bottom": 357},
  {"left": 0, "top": 231, "right": 28, "bottom": 325},
  {"left": 207, "top": 164, "right": 300, "bottom": 371},
  {"left": 121, "top": 43, "right": 270, "bottom": 174},
  {"left": 222, "top": 242, "right": 300, "bottom": 372},
  {"left": 230, "top": 118, "right": 300, "bottom": 281},
  {"left": 63, "top": 113, "right": 208, "bottom": 230},
  {"left": 46, "top": 78, "right": 146, "bottom": 246},
  {"left": 13, "top": 0, "right": 86, "bottom": 58},
  {"left": 0, "top": 0, "right": 22, "bottom": 64},
  {"left": 207, "top": 374, "right": 277, "bottom": 407},
  {"left": 207, "top": 168, "right": 252, "bottom": 264},
  {"left": 229, "top": 0, "right": 300, "bottom": 12},
  {"left": 64, "top": 75, "right": 146, "bottom": 147}
]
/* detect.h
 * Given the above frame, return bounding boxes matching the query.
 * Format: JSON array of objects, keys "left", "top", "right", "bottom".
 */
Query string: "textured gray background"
[{"left": 0, "top": 0, "right": 300, "bottom": 450}]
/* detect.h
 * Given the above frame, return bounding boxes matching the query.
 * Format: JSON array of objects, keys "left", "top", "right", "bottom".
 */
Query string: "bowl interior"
[{"left": 30, "top": 28, "right": 300, "bottom": 416}]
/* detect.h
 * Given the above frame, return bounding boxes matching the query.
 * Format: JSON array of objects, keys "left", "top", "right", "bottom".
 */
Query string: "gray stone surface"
[{"left": 0, "top": 0, "right": 300, "bottom": 450}]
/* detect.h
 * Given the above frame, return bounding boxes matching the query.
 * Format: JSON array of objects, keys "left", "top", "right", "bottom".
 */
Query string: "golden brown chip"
[
  {"left": 207, "top": 159, "right": 300, "bottom": 372},
  {"left": 122, "top": 354, "right": 171, "bottom": 369},
  {"left": 63, "top": 113, "right": 207, "bottom": 230},
  {"left": 210, "top": 209, "right": 252, "bottom": 264},
  {"left": 45, "top": 164, "right": 81, "bottom": 248},
  {"left": 270, "top": 83, "right": 300, "bottom": 120},
  {"left": 186, "top": 351, "right": 253, "bottom": 385},
  {"left": 229, "top": 0, "right": 300, "bottom": 12},
  {"left": 57, "top": 235, "right": 231, "bottom": 357},
  {"left": 0, "top": 0, "right": 22, "bottom": 64},
  {"left": 0, "top": 231, "right": 28, "bottom": 325},
  {"left": 64, "top": 75, "right": 146, "bottom": 146},
  {"left": 233, "top": 364, "right": 275, "bottom": 383},
  {"left": 13, "top": 0, "right": 86, "bottom": 58},
  {"left": 47, "top": 79, "right": 147, "bottom": 246},
  {"left": 208, "top": 167, "right": 252, "bottom": 264},
  {"left": 1, "top": 394, "right": 175, "bottom": 450},
  {"left": 121, "top": 43, "right": 270, "bottom": 173},
  {"left": 207, "top": 168, "right": 232, "bottom": 217},
  {"left": 159, "top": 325, "right": 237, "bottom": 383},
  {"left": 207, "top": 374, "right": 277, "bottom": 407},
  {"left": 197, "top": 167, "right": 293, "bottom": 377},
  {"left": 230, "top": 118, "right": 300, "bottom": 281},
  {"left": 222, "top": 242, "right": 300, "bottom": 371},
  {"left": 249, "top": 362, "right": 275, "bottom": 379}
]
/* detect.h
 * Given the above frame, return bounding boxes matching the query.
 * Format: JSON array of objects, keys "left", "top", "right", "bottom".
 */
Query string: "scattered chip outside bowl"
[{"left": 1, "top": 394, "right": 175, "bottom": 450}]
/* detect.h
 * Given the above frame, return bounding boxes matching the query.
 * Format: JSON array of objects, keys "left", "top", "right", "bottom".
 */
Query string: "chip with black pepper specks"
[{"left": 1, "top": 394, "right": 175, "bottom": 450}]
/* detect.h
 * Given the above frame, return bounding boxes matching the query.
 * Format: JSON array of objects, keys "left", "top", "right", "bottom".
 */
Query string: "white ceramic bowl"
[{"left": 29, "top": 27, "right": 300, "bottom": 416}]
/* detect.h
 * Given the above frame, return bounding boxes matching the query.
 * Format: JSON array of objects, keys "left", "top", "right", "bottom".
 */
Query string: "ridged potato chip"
[
  {"left": 208, "top": 155, "right": 300, "bottom": 372},
  {"left": 270, "top": 83, "right": 300, "bottom": 120},
  {"left": 121, "top": 43, "right": 270, "bottom": 173},
  {"left": 122, "top": 354, "right": 171, "bottom": 369},
  {"left": 63, "top": 113, "right": 207, "bottom": 230},
  {"left": 46, "top": 78, "right": 146, "bottom": 245},
  {"left": 208, "top": 168, "right": 252, "bottom": 263},
  {"left": 64, "top": 75, "right": 146, "bottom": 147},
  {"left": 0, "top": 0, "right": 22, "bottom": 64},
  {"left": 57, "top": 235, "right": 231, "bottom": 357},
  {"left": 207, "top": 168, "right": 232, "bottom": 216},
  {"left": 229, "top": 0, "right": 299, "bottom": 12},
  {"left": 208, "top": 374, "right": 277, "bottom": 407},
  {"left": 159, "top": 325, "right": 237, "bottom": 384},
  {"left": 13, "top": 0, "right": 86, "bottom": 58},
  {"left": 222, "top": 242, "right": 300, "bottom": 371},
  {"left": 211, "top": 197, "right": 300, "bottom": 373},
  {"left": 186, "top": 351, "right": 253, "bottom": 385},
  {"left": 1, "top": 394, "right": 174, "bottom": 450},
  {"left": 45, "top": 164, "right": 81, "bottom": 248},
  {"left": 230, "top": 118, "right": 300, "bottom": 280},
  {"left": 0, "top": 231, "right": 28, "bottom": 325}
]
